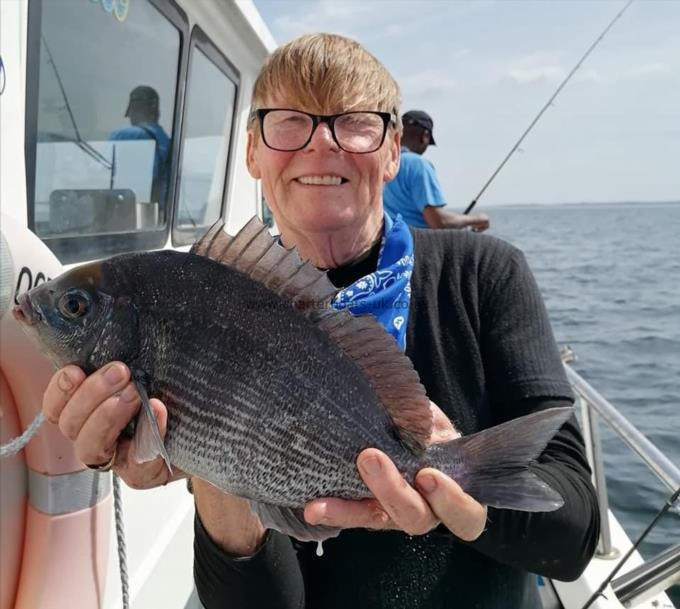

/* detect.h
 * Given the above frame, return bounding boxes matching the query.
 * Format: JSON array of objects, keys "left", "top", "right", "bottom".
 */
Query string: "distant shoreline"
[{"left": 477, "top": 200, "right": 680, "bottom": 210}]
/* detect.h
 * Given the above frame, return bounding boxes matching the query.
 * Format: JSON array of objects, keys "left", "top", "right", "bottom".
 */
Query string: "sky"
[{"left": 252, "top": 0, "right": 680, "bottom": 208}]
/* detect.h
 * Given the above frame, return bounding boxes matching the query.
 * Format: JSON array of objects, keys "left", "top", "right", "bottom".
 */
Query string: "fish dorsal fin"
[
  {"left": 318, "top": 311, "right": 431, "bottom": 451},
  {"left": 192, "top": 218, "right": 432, "bottom": 452},
  {"left": 191, "top": 218, "right": 338, "bottom": 310}
]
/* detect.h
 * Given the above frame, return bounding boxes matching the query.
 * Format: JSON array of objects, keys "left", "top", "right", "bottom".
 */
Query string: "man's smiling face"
[{"left": 247, "top": 96, "right": 400, "bottom": 238}]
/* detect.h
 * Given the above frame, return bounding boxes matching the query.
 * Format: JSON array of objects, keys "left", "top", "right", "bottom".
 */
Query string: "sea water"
[{"left": 491, "top": 201, "right": 680, "bottom": 606}]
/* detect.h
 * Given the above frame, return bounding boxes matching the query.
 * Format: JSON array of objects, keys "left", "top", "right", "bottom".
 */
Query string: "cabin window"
[
  {"left": 261, "top": 194, "right": 275, "bottom": 228},
  {"left": 26, "top": 0, "right": 185, "bottom": 262},
  {"left": 173, "top": 31, "right": 239, "bottom": 245}
]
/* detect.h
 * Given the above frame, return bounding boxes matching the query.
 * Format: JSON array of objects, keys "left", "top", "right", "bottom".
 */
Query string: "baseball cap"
[
  {"left": 402, "top": 110, "right": 436, "bottom": 145},
  {"left": 125, "top": 85, "right": 159, "bottom": 116}
]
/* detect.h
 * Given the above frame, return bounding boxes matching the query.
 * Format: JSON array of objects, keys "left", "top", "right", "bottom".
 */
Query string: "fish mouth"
[{"left": 12, "top": 293, "right": 42, "bottom": 326}]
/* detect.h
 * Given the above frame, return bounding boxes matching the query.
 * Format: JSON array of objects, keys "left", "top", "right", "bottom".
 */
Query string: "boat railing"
[{"left": 560, "top": 347, "right": 680, "bottom": 605}]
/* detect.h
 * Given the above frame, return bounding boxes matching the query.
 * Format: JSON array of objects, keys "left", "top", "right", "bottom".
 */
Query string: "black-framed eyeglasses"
[{"left": 254, "top": 108, "right": 396, "bottom": 154}]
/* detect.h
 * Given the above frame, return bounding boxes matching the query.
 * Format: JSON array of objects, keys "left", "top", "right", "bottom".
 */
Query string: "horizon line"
[{"left": 461, "top": 199, "right": 680, "bottom": 210}]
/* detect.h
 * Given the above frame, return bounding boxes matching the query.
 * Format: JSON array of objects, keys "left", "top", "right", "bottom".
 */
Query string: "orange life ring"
[{"left": 0, "top": 215, "right": 112, "bottom": 609}]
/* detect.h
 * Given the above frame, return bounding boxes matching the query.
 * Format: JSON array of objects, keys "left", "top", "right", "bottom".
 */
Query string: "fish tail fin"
[{"left": 429, "top": 407, "right": 573, "bottom": 512}]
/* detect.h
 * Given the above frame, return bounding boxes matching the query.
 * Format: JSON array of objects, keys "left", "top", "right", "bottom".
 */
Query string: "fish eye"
[{"left": 57, "top": 289, "right": 91, "bottom": 320}]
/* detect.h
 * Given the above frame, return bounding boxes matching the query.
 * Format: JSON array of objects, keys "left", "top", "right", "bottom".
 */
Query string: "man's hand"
[
  {"left": 43, "top": 364, "right": 265, "bottom": 556},
  {"left": 423, "top": 206, "right": 490, "bottom": 232},
  {"left": 193, "top": 478, "right": 266, "bottom": 557},
  {"left": 467, "top": 213, "right": 490, "bottom": 233},
  {"left": 42, "top": 363, "right": 182, "bottom": 489},
  {"left": 304, "top": 402, "right": 487, "bottom": 541}
]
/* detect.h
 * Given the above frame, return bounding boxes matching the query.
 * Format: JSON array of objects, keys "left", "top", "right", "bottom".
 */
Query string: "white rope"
[
  {"left": 0, "top": 411, "right": 45, "bottom": 458},
  {"left": 113, "top": 474, "right": 130, "bottom": 609}
]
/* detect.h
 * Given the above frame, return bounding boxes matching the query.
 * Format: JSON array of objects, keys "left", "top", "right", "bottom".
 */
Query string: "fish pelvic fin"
[
  {"left": 191, "top": 218, "right": 433, "bottom": 452},
  {"left": 131, "top": 378, "right": 172, "bottom": 475},
  {"left": 428, "top": 407, "right": 573, "bottom": 512},
  {"left": 249, "top": 501, "right": 341, "bottom": 543}
]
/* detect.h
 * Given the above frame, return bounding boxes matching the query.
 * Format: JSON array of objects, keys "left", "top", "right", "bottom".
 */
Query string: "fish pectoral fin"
[
  {"left": 131, "top": 378, "right": 173, "bottom": 475},
  {"left": 249, "top": 500, "right": 341, "bottom": 543}
]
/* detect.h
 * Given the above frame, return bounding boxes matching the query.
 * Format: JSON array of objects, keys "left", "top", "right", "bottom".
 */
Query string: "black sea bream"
[{"left": 13, "top": 218, "right": 571, "bottom": 541}]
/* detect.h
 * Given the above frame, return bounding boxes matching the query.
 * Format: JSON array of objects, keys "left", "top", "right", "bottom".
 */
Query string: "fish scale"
[
  {"left": 163, "top": 344, "right": 389, "bottom": 455},
  {"left": 161, "top": 373, "right": 392, "bottom": 503},
  {"left": 156, "top": 311, "right": 401, "bottom": 455},
  {"left": 154, "top": 334, "right": 398, "bottom": 504}
]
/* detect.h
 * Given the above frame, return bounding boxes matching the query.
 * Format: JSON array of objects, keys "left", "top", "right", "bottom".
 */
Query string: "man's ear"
[
  {"left": 246, "top": 130, "right": 261, "bottom": 179},
  {"left": 384, "top": 129, "right": 401, "bottom": 182}
]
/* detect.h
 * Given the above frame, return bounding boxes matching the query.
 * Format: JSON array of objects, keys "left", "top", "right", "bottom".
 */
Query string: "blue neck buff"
[{"left": 332, "top": 214, "right": 414, "bottom": 350}]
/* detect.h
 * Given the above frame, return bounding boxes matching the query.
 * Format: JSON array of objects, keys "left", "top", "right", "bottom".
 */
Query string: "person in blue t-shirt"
[
  {"left": 109, "top": 85, "right": 171, "bottom": 215},
  {"left": 384, "top": 110, "right": 489, "bottom": 231}
]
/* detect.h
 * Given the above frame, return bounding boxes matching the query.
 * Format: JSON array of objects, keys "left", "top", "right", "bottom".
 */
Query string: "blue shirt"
[
  {"left": 383, "top": 146, "right": 446, "bottom": 228},
  {"left": 109, "top": 122, "right": 171, "bottom": 182}
]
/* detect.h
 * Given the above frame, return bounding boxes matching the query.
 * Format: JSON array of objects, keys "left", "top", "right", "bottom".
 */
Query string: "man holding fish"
[{"left": 33, "top": 34, "right": 599, "bottom": 609}]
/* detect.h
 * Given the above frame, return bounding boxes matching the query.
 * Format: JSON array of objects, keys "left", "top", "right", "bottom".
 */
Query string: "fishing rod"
[
  {"left": 463, "top": 0, "right": 635, "bottom": 215},
  {"left": 579, "top": 485, "right": 680, "bottom": 609},
  {"left": 41, "top": 35, "right": 113, "bottom": 172}
]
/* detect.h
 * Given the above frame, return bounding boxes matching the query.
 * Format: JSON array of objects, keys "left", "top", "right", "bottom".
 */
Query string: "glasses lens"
[
  {"left": 334, "top": 112, "right": 385, "bottom": 153},
  {"left": 262, "top": 110, "right": 313, "bottom": 151}
]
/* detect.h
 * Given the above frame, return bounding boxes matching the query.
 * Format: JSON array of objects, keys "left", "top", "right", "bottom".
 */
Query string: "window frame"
[
  {"left": 171, "top": 25, "right": 241, "bottom": 247},
  {"left": 25, "top": 0, "right": 190, "bottom": 263}
]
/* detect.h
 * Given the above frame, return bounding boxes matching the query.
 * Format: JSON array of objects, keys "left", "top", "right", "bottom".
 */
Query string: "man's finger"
[
  {"left": 416, "top": 468, "right": 487, "bottom": 541},
  {"left": 75, "top": 382, "right": 141, "bottom": 464},
  {"left": 56, "top": 363, "right": 130, "bottom": 440},
  {"left": 304, "top": 497, "right": 393, "bottom": 530},
  {"left": 148, "top": 398, "right": 168, "bottom": 439},
  {"left": 428, "top": 401, "right": 460, "bottom": 446},
  {"left": 358, "top": 448, "right": 438, "bottom": 536},
  {"left": 43, "top": 366, "right": 87, "bottom": 424}
]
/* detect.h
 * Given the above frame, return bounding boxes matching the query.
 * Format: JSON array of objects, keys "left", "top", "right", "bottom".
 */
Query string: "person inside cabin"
[
  {"left": 383, "top": 109, "right": 490, "bottom": 231},
  {"left": 43, "top": 34, "right": 599, "bottom": 609},
  {"left": 109, "top": 85, "right": 171, "bottom": 220}
]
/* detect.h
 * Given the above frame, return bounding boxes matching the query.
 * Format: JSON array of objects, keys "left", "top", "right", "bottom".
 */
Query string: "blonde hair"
[{"left": 251, "top": 33, "right": 401, "bottom": 126}]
